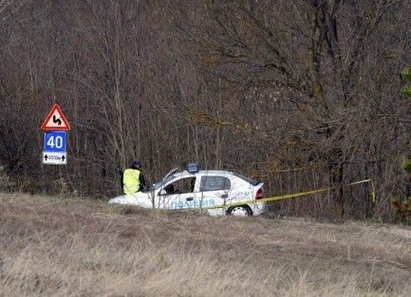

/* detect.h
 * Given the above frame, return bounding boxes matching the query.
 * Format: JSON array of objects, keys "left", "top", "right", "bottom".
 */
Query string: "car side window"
[
  {"left": 165, "top": 177, "right": 196, "bottom": 194},
  {"left": 200, "top": 176, "right": 231, "bottom": 191}
]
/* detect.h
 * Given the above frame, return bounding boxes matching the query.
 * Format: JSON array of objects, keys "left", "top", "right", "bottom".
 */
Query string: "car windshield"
[
  {"left": 232, "top": 172, "right": 262, "bottom": 186},
  {"left": 150, "top": 174, "right": 176, "bottom": 191}
]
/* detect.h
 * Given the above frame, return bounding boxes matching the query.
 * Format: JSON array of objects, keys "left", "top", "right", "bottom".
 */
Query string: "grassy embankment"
[{"left": 1, "top": 192, "right": 411, "bottom": 296}]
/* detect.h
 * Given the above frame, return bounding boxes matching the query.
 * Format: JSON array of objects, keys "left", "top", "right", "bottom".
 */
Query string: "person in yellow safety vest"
[{"left": 123, "top": 160, "right": 146, "bottom": 195}]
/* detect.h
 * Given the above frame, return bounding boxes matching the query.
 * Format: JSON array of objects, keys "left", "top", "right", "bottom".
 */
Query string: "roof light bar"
[{"left": 187, "top": 163, "right": 199, "bottom": 174}]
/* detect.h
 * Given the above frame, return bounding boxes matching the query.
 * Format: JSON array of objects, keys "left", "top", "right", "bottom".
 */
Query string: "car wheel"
[{"left": 227, "top": 205, "right": 253, "bottom": 217}]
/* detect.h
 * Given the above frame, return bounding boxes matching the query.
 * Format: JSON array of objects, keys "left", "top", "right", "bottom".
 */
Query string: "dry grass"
[{"left": 1, "top": 193, "right": 411, "bottom": 296}]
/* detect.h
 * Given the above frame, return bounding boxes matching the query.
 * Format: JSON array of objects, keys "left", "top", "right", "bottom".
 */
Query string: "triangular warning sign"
[{"left": 41, "top": 103, "right": 71, "bottom": 131}]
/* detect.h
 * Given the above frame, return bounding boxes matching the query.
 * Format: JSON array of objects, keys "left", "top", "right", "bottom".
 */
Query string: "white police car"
[{"left": 108, "top": 163, "right": 266, "bottom": 217}]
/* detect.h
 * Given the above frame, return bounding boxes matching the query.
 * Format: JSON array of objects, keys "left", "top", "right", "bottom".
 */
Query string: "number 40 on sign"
[{"left": 44, "top": 131, "right": 66, "bottom": 152}]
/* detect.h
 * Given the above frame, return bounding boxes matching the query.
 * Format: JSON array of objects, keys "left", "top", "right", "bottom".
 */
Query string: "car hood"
[{"left": 108, "top": 192, "right": 152, "bottom": 208}]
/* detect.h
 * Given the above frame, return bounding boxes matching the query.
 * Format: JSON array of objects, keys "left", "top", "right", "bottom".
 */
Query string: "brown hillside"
[{"left": 1, "top": 193, "right": 411, "bottom": 296}]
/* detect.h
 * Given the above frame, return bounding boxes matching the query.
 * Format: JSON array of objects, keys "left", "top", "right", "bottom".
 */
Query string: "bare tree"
[{"left": 0, "top": 0, "right": 410, "bottom": 220}]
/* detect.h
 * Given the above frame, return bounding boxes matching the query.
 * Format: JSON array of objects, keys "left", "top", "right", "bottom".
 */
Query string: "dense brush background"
[{"left": 1, "top": 1, "right": 411, "bottom": 220}]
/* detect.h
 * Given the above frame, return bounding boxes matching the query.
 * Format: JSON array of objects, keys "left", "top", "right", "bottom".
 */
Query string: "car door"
[
  {"left": 158, "top": 176, "right": 198, "bottom": 210},
  {"left": 196, "top": 175, "right": 232, "bottom": 211}
]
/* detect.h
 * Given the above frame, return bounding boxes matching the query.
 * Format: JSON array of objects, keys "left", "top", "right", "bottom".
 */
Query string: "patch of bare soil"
[{"left": 1, "top": 192, "right": 411, "bottom": 296}]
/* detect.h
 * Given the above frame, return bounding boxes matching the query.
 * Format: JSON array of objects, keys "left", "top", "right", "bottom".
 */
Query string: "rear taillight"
[{"left": 255, "top": 188, "right": 264, "bottom": 200}]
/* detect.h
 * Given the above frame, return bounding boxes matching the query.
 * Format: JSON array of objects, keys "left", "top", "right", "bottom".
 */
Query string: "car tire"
[{"left": 227, "top": 205, "right": 253, "bottom": 217}]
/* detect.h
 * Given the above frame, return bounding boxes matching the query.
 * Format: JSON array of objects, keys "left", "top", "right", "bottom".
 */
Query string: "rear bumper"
[{"left": 250, "top": 202, "right": 266, "bottom": 216}]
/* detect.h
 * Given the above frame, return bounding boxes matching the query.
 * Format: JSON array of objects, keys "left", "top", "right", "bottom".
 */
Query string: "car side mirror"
[{"left": 160, "top": 189, "right": 167, "bottom": 195}]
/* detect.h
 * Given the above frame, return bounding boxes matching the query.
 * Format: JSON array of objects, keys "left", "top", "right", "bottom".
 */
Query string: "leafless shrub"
[{"left": 0, "top": 165, "right": 14, "bottom": 192}]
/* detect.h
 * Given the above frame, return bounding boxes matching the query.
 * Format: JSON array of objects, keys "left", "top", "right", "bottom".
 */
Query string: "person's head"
[{"left": 130, "top": 160, "right": 142, "bottom": 170}]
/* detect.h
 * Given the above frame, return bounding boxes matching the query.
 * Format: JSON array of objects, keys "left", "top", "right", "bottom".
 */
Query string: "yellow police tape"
[{"left": 201, "top": 178, "right": 376, "bottom": 210}]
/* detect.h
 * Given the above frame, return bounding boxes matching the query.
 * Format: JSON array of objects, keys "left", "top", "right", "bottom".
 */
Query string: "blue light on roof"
[{"left": 187, "top": 163, "right": 199, "bottom": 173}]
